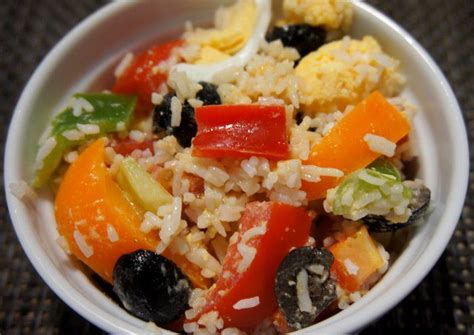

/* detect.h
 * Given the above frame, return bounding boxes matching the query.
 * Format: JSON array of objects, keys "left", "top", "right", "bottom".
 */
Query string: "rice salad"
[{"left": 19, "top": 0, "right": 432, "bottom": 333}]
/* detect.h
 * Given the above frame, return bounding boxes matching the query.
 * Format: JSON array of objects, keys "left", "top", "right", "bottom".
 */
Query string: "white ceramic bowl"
[{"left": 4, "top": 1, "right": 469, "bottom": 334}]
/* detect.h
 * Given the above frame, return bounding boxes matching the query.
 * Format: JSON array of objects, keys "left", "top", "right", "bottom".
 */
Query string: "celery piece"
[
  {"left": 328, "top": 159, "right": 412, "bottom": 221},
  {"left": 33, "top": 93, "right": 136, "bottom": 188},
  {"left": 117, "top": 157, "right": 173, "bottom": 212}
]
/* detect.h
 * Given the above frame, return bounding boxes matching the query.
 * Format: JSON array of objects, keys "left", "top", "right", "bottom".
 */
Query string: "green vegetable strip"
[
  {"left": 33, "top": 93, "right": 136, "bottom": 188},
  {"left": 329, "top": 159, "right": 412, "bottom": 221}
]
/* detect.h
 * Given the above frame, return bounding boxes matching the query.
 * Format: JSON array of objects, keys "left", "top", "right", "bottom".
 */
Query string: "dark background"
[{"left": 1, "top": 0, "right": 473, "bottom": 334}]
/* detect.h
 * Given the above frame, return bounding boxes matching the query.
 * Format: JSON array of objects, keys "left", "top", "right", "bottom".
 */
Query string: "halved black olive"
[
  {"left": 275, "top": 247, "right": 337, "bottom": 330},
  {"left": 266, "top": 24, "right": 327, "bottom": 58},
  {"left": 152, "top": 82, "right": 221, "bottom": 147},
  {"left": 363, "top": 182, "right": 431, "bottom": 232},
  {"left": 196, "top": 81, "right": 221, "bottom": 106},
  {"left": 152, "top": 93, "right": 197, "bottom": 147},
  {"left": 113, "top": 249, "right": 191, "bottom": 325}
]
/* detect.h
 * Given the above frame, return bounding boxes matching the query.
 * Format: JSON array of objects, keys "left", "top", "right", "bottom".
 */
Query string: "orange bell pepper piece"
[
  {"left": 55, "top": 139, "right": 209, "bottom": 288},
  {"left": 303, "top": 91, "right": 410, "bottom": 200},
  {"left": 329, "top": 226, "right": 384, "bottom": 292}
]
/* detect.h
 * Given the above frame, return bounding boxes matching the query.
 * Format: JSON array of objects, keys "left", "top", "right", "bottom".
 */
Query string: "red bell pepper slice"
[
  {"left": 192, "top": 202, "right": 312, "bottom": 330},
  {"left": 192, "top": 104, "right": 290, "bottom": 160},
  {"left": 112, "top": 40, "right": 182, "bottom": 116}
]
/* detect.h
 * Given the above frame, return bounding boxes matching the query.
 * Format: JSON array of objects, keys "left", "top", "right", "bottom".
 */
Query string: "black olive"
[
  {"left": 295, "top": 111, "right": 304, "bottom": 125},
  {"left": 153, "top": 93, "right": 174, "bottom": 135},
  {"left": 295, "top": 111, "right": 317, "bottom": 131},
  {"left": 113, "top": 249, "right": 191, "bottom": 325},
  {"left": 275, "top": 247, "right": 337, "bottom": 330},
  {"left": 152, "top": 93, "right": 197, "bottom": 147},
  {"left": 152, "top": 83, "right": 221, "bottom": 147},
  {"left": 266, "top": 24, "right": 327, "bottom": 58},
  {"left": 197, "top": 81, "right": 221, "bottom": 105},
  {"left": 363, "top": 182, "right": 431, "bottom": 232}
]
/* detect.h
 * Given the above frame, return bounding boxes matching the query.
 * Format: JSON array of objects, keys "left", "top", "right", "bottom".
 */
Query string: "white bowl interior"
[{"left": 4, "top": 1, "right": 468, "bottom": 334}]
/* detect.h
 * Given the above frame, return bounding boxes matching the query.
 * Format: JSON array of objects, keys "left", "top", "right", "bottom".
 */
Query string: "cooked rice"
[
  {"left": 106, "top": 224, "right": 119, "bottom": 242},
  {"left": 129, "top": 129, "right": 146, "bottom": 143},
  {"left": 62, "top": 129, "right": 85, "bottom": 141},
  {"left": 77, "top": 123, "right": 100, "bottom": 135},
  {"left": 170, "top": 96, "right": 183, "bottom": 127},
  {"left": 343, "top": 258, "right": 359, "bottom": 275},
  {"left": 116, "top": 121, "right": 126, "bottom": 131},
  {"left": 364, "top": 133, "right": 396, "bottom": 157},
  {"left": 34, "top": 137, "right": 57, "bottom": 169},
  {"left": 69, "top": 97, "right": 95, "bottom": 117},
  {"left": 296, "top": 269, "right": 314, "bottom": 313},
  {"left": 151, "top": 92, "right": 164, "bottom": 105},
  {"left": 233, "top": 296, "right": 260, "bottom": 310},
  {"left": 168, "top": 71, "right": 202, "bottom": 102},
  {"left": 9, "top": 180, "right": 36, "bottom": 202},
  {"left": 73, "top": 230, "right": 93, "bottom": 258},
  {"left": 64, "top": 150, "right": 79, "bottom": 163}
]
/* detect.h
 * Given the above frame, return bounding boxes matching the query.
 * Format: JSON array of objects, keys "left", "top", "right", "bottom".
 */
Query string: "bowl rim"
[{"left": 4, "top": 1, "right": 469, "bottom": 334}]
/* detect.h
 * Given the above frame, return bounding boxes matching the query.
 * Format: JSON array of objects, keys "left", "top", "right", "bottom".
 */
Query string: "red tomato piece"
[
  {"left": 194, "top": 202, "right": 312, "bottom": 330},
  {"left": 111, "top": 139, "right": 154, "bottom": 156},
  {"left": 112, "top": 40, "right": 182, "bottom": 116},
  {"left": 192, "top": 104, "right": 290, "bottom": 160}
]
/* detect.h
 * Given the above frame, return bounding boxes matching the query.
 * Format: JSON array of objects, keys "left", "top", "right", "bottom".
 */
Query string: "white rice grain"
[
  {"left": 151, "top": 92, "right": 164, "bottom": 105},
  {"left": 64, "top": 150, "right": 79, "bottom": 163},
  {"left": 354, "top": 190, "right": 382, "bottom": 209},
  {"left": 116, "top": 121, "right": 126, "bottom": 132},
  {"left": 241, "top": 225, "right": 266, "bottom": 244},
  {"left": 233, "top": 296, "right": 260, "bottom": 310},
  {"left": 170, "top": 96, "right": 182, "bottom": 127},
  {"left": 77, "top": 123, "right": 100, "bottom": 135},
  {"left": 106, "top": 224, "right": 119, "bottom": 242},
  {"left": 72, "top": 98, "right": 82, "bottom": 117},
  {"left": 344, "top": 258, "right": 359, "bottom": 275},
  {"left": 73, "top": 230, "right": 94, "bottom": 258},
  {"left": 129, "top": 130, "right": 146, "bottom": 143},
  {"left": 79, "top": 97, "right": 94, "bottom": 113},
  {"left": 35, "top": 137, "right": 57, "bottom": 168},
  {"left": 341, "top": 185, "right": 354, "bottom": 206},
  {"left": 197, "top": 311, "right": 224, "bottom": 333},
  {"left": 237, "top": 243, "right": 256, "bottom": 273},
  {"left": 364, "top": 133, "right": 396, "bottom": 157},
  {"left": 188, "top": 98, "right": 204, "bottom": 108},
  {"left": 296, "top": 269, "right": 314, "bottom": 313},
  {"left": 358, "top": 170, "right": 386, "bottom": 186},
  {"left": 62, "top": 129, "right": 85, "bottom": 141}
]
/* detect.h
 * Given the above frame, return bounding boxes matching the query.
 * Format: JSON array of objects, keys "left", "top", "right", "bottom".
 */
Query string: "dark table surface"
[{"left": 1, "top": 0, "right": 473, "bottom": 334}]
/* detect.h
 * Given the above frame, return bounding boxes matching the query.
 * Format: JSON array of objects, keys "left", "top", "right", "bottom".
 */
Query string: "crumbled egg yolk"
[
  {"left": 295, "top": 36, "right": 405, "bottom": 114},
  {"left": 184, "top": 0, "right": 257, "bottom": 57},
  {"left": 283, "top": 0, "right": 353, "bottom": 30}
]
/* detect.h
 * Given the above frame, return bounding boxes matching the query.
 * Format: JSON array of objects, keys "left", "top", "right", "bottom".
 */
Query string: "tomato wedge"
[
  {"left": 192, "top": 202, "right": 312, "bottom": 329},
  {"left": 192, "top": 104, "right": 290, "bottom": 160},
  {"left": 112, "top": 40, "right": 183, "bottom": 116},
  {"left": 112, "top": 138, "right": 154, "bottom": 156}
]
